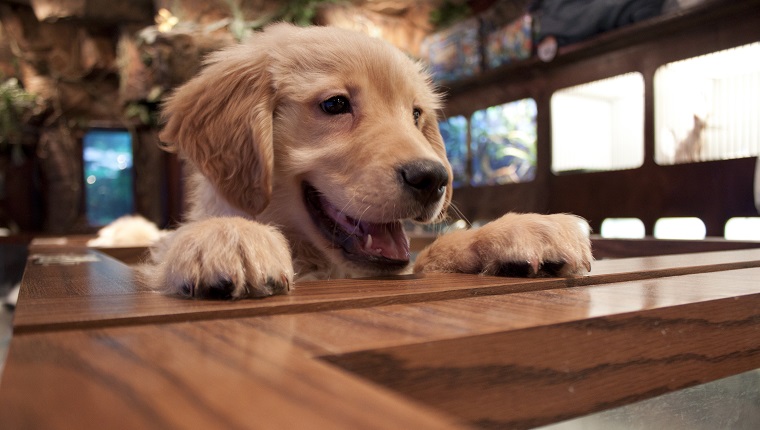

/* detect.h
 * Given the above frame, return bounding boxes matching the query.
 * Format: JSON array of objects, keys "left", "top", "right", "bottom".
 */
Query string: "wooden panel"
[
  {"left": 418, "top": 236, "right": 760, "bottom": 262},
  {"left": 13, "top": 248, "right": 760, "bottom": 333},
  {"left": 235, "top": 268, "right": 760, "bottom": 357},
  {"left": 585, "top": 248, "right": 760, "bottom": 281},
  {"left": 21, "top": 247, "right": 148, "bottom": 299},
  {"left": 324, "top": 269, "right": 760, "bottom": 428},
  {"left": 4, "top": 269, "right": 759, "bottom": 429},
  {"left": 440, "top": 0, "right": 760, "bottom": 236},
  {"left": 12, "top": 253, "right": 566, "bottom": 333},
  {"left": 591, "top": 237, "right": 760, "bottom": 259},
  {"left": 0, "top": 322, "right": 465, "bottom": 430},
  {"left": 2, "top": 243, "right": 760, "bottom": 428}
]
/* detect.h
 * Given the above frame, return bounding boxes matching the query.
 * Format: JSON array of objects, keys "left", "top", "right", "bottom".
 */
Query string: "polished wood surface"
[
  {"left": 14, "top": 245, "right": 760, "bottom": 333},
  {"left": 2, "top": 242, "right": 760, "bottom": 429},
  {"left": 0, "top": 323, "right": 463, "bottom": 429},
  {"left": 591, "top": 237, "right": 760, "bottom": 259},
  {"left": 325, "top": 269, "right": 760, "bottom": 428}
]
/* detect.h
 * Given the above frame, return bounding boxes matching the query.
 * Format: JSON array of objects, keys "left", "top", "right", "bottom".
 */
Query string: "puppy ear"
[{"left": 159, "top": 42, "right": 275, "bottom": 215}]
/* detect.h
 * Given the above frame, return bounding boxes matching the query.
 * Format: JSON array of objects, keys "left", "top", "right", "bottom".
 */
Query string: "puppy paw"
[
  {"left": 475, "top": 213, "right": 593, "bottom": 277},
  {"left": 415, "top": 213, "right": 592, "bottom": 277},
  {"left": 143, "top": 217, "right": 294, "bottom": 299}
]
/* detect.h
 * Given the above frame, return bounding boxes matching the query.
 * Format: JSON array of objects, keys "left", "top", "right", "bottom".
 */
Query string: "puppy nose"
[{"left": 399, "top": 160, "right": 449, "bottom": 204}]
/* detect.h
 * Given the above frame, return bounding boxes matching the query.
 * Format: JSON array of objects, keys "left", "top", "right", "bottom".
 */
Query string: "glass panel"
[
  {"left": 600, "top": 218, "right": 645, "bottom": 239},
  {"left": 551, "top": 73, "right": 644, "bottom": 173},
  {"left": 655, "top": 42, "right": 760, "bottom": 165},
  {"left": 654, "top": 217, "right": 706, "bottom": 240},
  {"left": 438, "top": 115, "right": 468, "bottom": 188},
  {"left": 470, "top": 98, "right": 537, "bottom": 186},
  {"left": 725, "top": 218, "right": 760, "bottom": 241},
  {"left": 83, "top": 129, "right": 135, "bottom": 227}
]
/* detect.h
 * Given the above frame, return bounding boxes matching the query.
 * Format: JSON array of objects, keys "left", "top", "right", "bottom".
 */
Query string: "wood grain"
[
  {"left": 590, "top": 237, "right": 760, "bottom": 259},
  {"left": 13, "top": 248, "right": 760, "bottom": 333},
  {"left": 324, "top": 274, "right": 760, "bottom": 428},
  {"left": 231, "top": 267, "right": 760, "bottom": 357},
  {"left": 0, "top": 322, "right": 466, "bottom": 430},
  {"left": 21, "top": 247, "right": 149, "bottom": 299},
  {"left": 3, "top": 242, "right": 760, "bottom": 429}
]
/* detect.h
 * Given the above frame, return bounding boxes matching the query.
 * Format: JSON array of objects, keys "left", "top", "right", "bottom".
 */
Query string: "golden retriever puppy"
[{"left": 143, "top": 23, "right": 592, "bottom": 299}]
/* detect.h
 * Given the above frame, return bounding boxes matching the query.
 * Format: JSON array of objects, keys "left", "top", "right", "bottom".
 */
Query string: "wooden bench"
[{"left": 1, "top": 240, "right": 759, "bottom": 428}]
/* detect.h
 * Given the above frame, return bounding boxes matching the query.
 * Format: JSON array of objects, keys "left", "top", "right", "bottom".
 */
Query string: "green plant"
[
  {"left": 430, "top": 0, "right": 472, "bottom": 30},
  {"left": 0, "top": 78, "right": 35, "bottom": 145},
  {"left": 124, "top": 86, "right": 163, "bottom": 127},
  {"left": 0, "top": 77, "right": 40, "bottom": 163},
  {"left": 278, "top": 0, "right": 343, "bottom": 27},
  {"left": 225, "top": 0, "right": 345, "bottom": 41}
]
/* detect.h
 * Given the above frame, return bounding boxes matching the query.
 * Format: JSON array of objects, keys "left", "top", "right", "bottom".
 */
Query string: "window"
[
  {"left": 600, "top": 218, "right": 646, "bottom": 239},
  {"left": 655, "top": 42, "right": 760, "bottom": 164},
  {"left": 551, "top": 73, "right": 644, "bottom": 173},
  {"left": 470, "top": 98, "right": 537, "bottom": 185},
  {"left": 83, "top": 129, "right": 135, "bottom": 227},
  {"left": 725, "top": 218, "right": 760, "bottom": 241},
  {"left": 654, "top": 217, "right": 706, "bottom": 240},
  {"left": 438, "top": 115, "right": 468, "bottom": 188}
]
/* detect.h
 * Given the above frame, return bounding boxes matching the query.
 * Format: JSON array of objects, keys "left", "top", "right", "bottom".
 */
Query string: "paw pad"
[{"left": 492, "top": 260, "right": 567, "bottom": 278}]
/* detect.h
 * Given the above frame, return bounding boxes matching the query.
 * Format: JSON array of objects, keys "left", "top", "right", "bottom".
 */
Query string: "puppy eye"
[
  {"left": 320, "top": 96, "right": 351, "bottom": 115},
  {"left": 413, "top": 107, "right": 422, "bottom": 126}
]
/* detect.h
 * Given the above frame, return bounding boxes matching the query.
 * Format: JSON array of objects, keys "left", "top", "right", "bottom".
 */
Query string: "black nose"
[{"left": 399, "top": 160, "right": 449, "bottom": 205}]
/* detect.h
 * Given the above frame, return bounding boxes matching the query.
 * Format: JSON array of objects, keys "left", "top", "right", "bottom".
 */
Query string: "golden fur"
[{"left": 143, "top": 24, "right": 592, "bottom": 299}]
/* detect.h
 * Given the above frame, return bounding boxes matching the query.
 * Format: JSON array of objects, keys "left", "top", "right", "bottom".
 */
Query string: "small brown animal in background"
[
  {"left": 142, "top": 23, "right": 592, "bottom": 299},
  {"left": 674, "top": 114, "right": 707, "bottom": 163}
]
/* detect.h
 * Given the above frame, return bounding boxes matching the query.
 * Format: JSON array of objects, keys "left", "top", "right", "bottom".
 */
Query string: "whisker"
[
  {"left": 333, "top": 191, "right": 357, "bottom": 241},
  {"left": 448, "top": 202, "right": 472, "bottom": 228},
  {"left": 350, "top": 204, "right": 372, "bottom": 236}
]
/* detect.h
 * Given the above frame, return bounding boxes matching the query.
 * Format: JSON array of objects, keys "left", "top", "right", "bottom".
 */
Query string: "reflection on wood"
[
  {"left": 14, "top": 246, "right": 760, "bottom": 333},
  {"left": 323, "top": 270, "right": 760, "bottom": 428},
  {"left": 1, "top": 242, "right": 759, "bottom": 428},
  {"left": 0, "top": 323, "right": 464, "bottom": 429}
]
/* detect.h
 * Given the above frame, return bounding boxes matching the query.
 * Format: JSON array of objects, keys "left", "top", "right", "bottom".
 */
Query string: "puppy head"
[
  {"left": 161, "top": 24, "right": 453, "bottom": 275},
  {"left": 266, "top": 24, "right": 453, "bottom": 217}
]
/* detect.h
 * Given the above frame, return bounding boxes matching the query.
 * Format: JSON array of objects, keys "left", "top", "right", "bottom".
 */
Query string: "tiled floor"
[{"left": 539, "top": 368, "right": 760, "bottom": 430}]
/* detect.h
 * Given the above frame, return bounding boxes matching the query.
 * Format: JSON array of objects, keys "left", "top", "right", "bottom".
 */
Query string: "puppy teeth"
[{"left": 365, "top": 234, "right": 373, "bottom": 251}]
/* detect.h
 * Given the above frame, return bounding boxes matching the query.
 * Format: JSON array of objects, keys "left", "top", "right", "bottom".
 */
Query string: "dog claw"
[
  {"left": 539, "top": 261, "right": 566, "bottom": 277},
  {"left": 203, "top": 278, "right": 235, "bottom": 300},
  {"left": 250, "top": 274, "right": 291, "bottom": 297},
  {"left": 179, "top": 282, "right": 193, "bottom": 298},
  {"left": 266, "top": 276, "right": 285, "bottom": 295},
  {"left": 493, "top": 261, "right": 533, "bottom": 277},
  {"left": 491, "top": 260, "right": 570, "bottom": 278},
  {"left": 529, "top": 259, "right": 539, "bottom": 276}
]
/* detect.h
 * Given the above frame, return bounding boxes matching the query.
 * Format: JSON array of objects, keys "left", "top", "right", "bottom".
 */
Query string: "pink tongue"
[
  {"left": 361, "top": 222, "right": 410, "bottom": 261},
  {"left": 319, "top": 194, "right": 409, "bottom": 261}
]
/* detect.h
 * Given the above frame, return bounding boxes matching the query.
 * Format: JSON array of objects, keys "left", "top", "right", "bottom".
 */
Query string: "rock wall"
[{"left": 0, "top": 0, "right": 491, "bottom": 233}]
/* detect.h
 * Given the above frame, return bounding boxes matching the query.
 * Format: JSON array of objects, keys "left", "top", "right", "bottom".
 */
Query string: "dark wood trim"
[{"left": 443, "top": 0, "right": 760, "bottom": 236}]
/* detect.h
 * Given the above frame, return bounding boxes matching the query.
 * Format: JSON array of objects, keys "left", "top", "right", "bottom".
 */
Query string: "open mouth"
[{"left": 302, "top": 182, "right": 410, "bottom": 272}]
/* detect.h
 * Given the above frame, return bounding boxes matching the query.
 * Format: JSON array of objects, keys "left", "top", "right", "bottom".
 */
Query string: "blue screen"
[{"left": 82, "top": 129, "right": 134, "bottom": 226}]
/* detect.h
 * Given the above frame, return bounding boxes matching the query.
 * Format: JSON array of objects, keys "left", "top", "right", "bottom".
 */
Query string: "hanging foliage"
[
  {"left": 430, "top": 0, "right": 472, "bottom": 30},
  {"left": 0, "top": 76, "right": 43, "bottom": 163}
]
